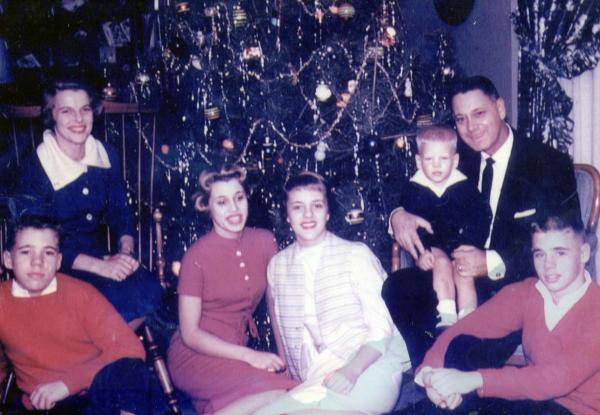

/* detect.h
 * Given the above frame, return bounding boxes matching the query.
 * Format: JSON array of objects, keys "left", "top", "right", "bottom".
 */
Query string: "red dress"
[{"left": 167, "top": 228, "right": 298, "bottom": 413}]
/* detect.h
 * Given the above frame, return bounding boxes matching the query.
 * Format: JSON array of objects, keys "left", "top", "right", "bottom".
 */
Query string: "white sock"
[{"left": 437, "top": 299, "right": 457, "bottom": 315}]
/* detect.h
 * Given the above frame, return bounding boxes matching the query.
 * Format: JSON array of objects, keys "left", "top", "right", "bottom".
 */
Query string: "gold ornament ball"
[
  {"left": 161, "top": 144, "right": 170, "bottom": 154},
  {"left": 394, "top": 137, "right": 406, "bottom": 149},
  {"left": 242, "top": 46, "right": 262, "bottom": 60},
  {"left": 338, "top": 3, "right": 356, "bottom": 20},
  {"left": 222, "top": 138, "right": 235, "bottom": 150},
  {"left": 204, "top": 106, "right": 221, "bottom": 120},
  {"left": 345, "top": 208, "right": 365, "bottom": 225}
]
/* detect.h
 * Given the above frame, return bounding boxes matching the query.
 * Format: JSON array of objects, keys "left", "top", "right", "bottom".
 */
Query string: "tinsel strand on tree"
[{"left": 133, "top": 0, "right": 459, "bottom": 270}]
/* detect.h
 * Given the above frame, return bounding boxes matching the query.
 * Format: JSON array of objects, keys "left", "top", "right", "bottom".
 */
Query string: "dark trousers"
[
  {"left": 40, "top": 358, "right": 150, "bottom": 415},
  {"left": 381, "top": 267, "right": 521, "bottom": 368}
]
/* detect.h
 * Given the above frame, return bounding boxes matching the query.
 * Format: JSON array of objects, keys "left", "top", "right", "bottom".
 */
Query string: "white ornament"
[
  {"left": 315, "top": 83, "right": 332, "bottom": 102},
  {"left": 314, "top": 149, "right": 326, "bottom": 161}
]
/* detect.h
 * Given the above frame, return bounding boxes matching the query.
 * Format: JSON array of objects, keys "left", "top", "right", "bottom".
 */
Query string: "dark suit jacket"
[{"left": 457, "top": 130, "right": 580, "bottom": 301}]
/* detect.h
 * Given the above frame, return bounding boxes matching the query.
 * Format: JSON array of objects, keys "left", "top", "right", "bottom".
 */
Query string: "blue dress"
[{"left": 15, "top": 143, "right": 161, "bottom": 322}]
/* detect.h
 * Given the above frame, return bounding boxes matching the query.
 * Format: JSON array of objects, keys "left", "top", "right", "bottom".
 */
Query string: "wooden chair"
[
  {"left": 0, "top": 103, "right": 180, "bottom": 414},
  {"left": 390, "top": 163, "right": 600, "bottom": 274}
]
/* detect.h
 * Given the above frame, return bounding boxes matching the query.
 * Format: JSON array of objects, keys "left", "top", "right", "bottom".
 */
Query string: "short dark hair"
[
  {"left": 42, "top": 77, "right": 102, "bottom": 130},
  {"left": 531, "top": 211, "right": 585, "bottom": 237},
  {"left": 449, "top": 76, "right": 500, "bottom": 101},
  {"left": 6, "top": 215, "right": 62, "bottom": 251}
]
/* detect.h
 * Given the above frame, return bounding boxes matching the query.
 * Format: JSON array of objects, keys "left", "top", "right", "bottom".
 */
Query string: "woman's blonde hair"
[{"left": 193, "top": 164, "right": 248, "bottom": 212}]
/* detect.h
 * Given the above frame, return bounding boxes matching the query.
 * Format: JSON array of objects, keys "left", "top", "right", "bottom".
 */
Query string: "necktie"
[{"left": 481, "top": 157, "right": 495, "bottom": 204}]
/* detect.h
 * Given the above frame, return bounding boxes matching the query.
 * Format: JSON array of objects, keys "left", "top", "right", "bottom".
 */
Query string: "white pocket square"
[{"left": 514, "top": 208, "right": 536, "bottom": 219}]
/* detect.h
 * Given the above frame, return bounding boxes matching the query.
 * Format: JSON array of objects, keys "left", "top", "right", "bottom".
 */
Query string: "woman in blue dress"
[{"left": 14, "top": 77, "right": 161, "bottom": 328}]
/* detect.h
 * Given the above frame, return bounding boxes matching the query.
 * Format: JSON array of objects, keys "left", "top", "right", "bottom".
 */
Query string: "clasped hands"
[
  {"left": 421, "top": 368, "right": 483, "bottom": 410},
  {"left": 99, "top": 235, "right": 140, "bottom": 281}
]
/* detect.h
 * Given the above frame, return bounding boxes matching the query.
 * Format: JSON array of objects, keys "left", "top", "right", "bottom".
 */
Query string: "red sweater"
[
  {"left": 0, "top": 274, "right": 145, "bottom": 396},
  {"left": 420, "top": 278, "right": 600, "bottom": 415}
]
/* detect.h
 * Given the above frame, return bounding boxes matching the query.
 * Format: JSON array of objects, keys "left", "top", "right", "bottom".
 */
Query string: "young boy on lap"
[
  {"left": 0, "top": 215, "right": 149, "bottom": 415},
  {"left": 399, "top": 125, "right": 491, "bottom": 328}
]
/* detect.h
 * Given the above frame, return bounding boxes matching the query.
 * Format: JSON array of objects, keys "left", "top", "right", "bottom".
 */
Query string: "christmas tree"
[{"left": 143, "top": 0, "right": 459, "bottom": 270}]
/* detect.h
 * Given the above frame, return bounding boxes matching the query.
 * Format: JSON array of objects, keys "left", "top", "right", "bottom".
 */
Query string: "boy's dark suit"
[{"left": 383, "top": 131, "right": 580, "bottom": 367}]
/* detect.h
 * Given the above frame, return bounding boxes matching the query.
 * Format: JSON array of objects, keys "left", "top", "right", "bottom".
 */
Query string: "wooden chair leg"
[{"left": 142, "top": 325, "right": 180, "bottom": 414}]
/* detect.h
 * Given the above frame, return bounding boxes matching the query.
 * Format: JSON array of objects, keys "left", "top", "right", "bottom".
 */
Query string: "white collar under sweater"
[
  {"left": 12, "top": 277, "right": 57, "bottom": 298},
  {"left": 535, "top": 271, "right": 592, "bottom": 331},
  {"left": 37, "top": 130, "right": 111, "bottom": 191},
  {"left": 409, "top": 168, "right": 467, "bottom": 198}
]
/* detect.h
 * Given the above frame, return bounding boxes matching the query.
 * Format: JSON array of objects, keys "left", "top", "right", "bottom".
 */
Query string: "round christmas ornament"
[
  {"left": 242, "top": 46, "right": 262, "bottom": 60},
  {"left": 394, "top": 136, "right": 406, "bottom": 149},
  {"left": 190, "top": 55, "right": 202, "bottom": 70},
  {"left": 347, "top": 80, "right": 358, "bottom": 94},
  {"left": 314, "top": 149, "right": 326, "bottom": 161},
  {"left": 345, "top": 208, "right": 365, "bottom": 225},
  {"left": 175, "top": 1, "right": 190, "bottom": 13},
  {"left": 102, "top": 82, "right": 117, "bottom": 100},
  {"left": 204, "top": 106, "right": 221, "bottom": 120},
  {"left": 338, "top": 3, "right": 355, "bottom": 20},
  {"left": 135, "top": 71, "right": 151, "bottom": 85},
  {"left": 222, "top": 138, "right": 235, "bottom": 150},
  {"left": 315, "top": 83, "right": 332, "bottom": 102},
  {"left": 380, "top": 26, "right": 396, "bottom": 47},
  {"left": 161, "top": 144, "right": 170, "bottom": 154},
  {"left": 233, "top": 6, "right": 247, "bottom": 28}
]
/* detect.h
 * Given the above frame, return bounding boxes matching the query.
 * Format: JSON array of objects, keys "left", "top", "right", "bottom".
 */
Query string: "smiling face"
[
  {"left": 51, "top": 89, "right": 94, "bottom": 160},
  {"left": 208, "top": 178, "right": 249, "bottom": 239},
  {"left": 452, "top": 89, "right": 509, "bottom": 156},
  {"left": 286, "top": 186, "right": 330, "bottom": 247},
  {"left": 416, "top": 140, "right": 459, "bottom": 185},
  {"left": 532, "top": 228, "right": 590, "bottom": 303},
  {"left": 3, "top": 228, "right": 62, "bottom": 296}
]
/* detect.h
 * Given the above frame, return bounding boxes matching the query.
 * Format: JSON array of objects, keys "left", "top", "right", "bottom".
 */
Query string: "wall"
[{"left": 401, "top": 0, "right": 519, "bottom": 124}]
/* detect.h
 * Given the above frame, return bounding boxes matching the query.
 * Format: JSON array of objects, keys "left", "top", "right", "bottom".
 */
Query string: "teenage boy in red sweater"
[
  {"left": 0, "top": 215, "right": 149, "bottom": 414},
  {"left": 414, "top": 212, "right": 600, "bottom": 415}
]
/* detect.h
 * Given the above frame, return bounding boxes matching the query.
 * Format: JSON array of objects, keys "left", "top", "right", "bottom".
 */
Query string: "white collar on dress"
[
  {"left": 37, "top": 130, "right": 111, "bottom": 191},
  {"left": 409, "top": 168, "right": 467, "bottom": 198}
]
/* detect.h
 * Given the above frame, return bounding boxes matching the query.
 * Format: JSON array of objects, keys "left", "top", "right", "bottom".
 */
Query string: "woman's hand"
[
  {"left": 97, "top": 253, "right": 140, "bottom": 281},
  {"left": 430, "top": 368, "right": 483, "bottom": 397},
  {"left": 243, "top": 349, "right": 286, "bottom": 372},
  {"left": 323, "top": 364, "right": 359, "bottom": 395}
]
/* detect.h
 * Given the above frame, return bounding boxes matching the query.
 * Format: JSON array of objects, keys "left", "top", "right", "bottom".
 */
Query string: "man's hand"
[
  {"left": 429, "top": 368, "right": 483, "bottom": 397},
  {"left": 452, "top": 245, "right": 487, "bottom": 278},
  {"left": 97, "top": 253, "right": 140, "bottom": 281},
  {"left": 390, "top": 209, "right": 433, "bottom": 260},
  {"left": 30, "top": 381, "right": 69, "bottom": 410},
  {"left": 417, "top": 250, "right": 435, "bottom": 271}
]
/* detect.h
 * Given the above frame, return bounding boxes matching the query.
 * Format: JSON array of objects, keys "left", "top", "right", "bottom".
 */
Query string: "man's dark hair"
[
  {"left": 531, "top": 211, "right": 585, "bottom": 237},
  {"left": 6, "top": 215, "right": 62, "bottom": 251},
  {"left": 449, "top": 75, "right": 500, "bottom": 101}
]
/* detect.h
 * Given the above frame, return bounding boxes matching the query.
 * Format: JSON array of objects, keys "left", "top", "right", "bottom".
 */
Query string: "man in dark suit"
[{"left": 383, "top": 76, "right": 580, "bottom": 369}]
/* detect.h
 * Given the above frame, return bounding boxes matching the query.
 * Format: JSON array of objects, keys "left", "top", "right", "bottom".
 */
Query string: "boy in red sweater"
[
  {"left": 0, "top": 215, "right": 149, "bottom": 414},
  {"left": 413, "top": 212, "right": 600, "bottom": 415}
]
